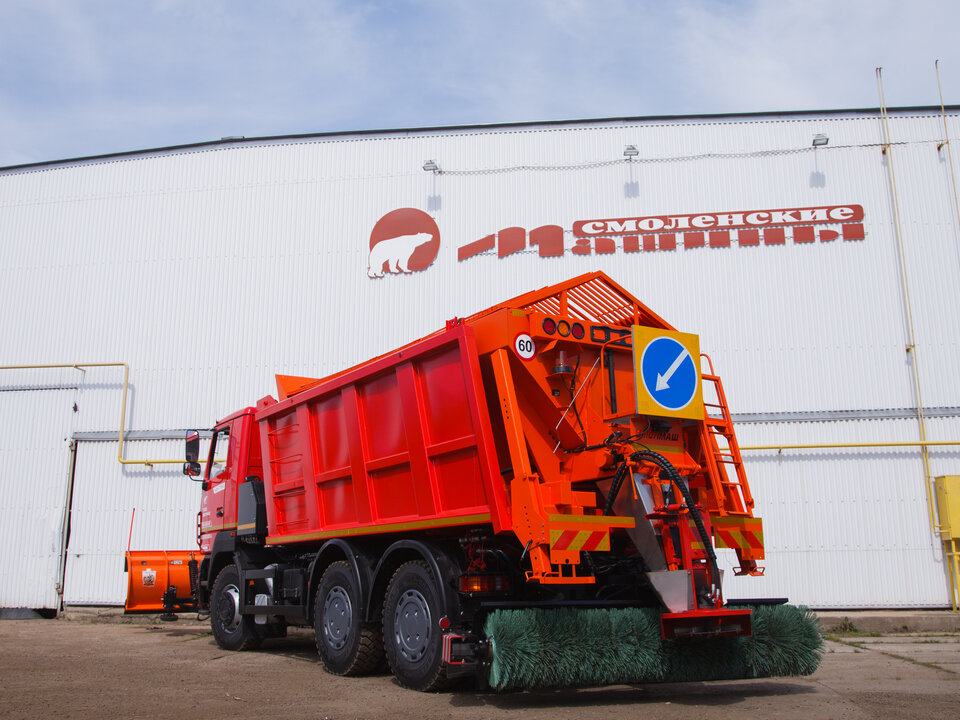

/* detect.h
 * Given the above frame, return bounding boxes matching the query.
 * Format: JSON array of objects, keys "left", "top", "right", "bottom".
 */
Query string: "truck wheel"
[
  {"left": 211, "top": 564, "right": 263, "bottom": 651},
  {"left": 383, "top": 561, "right": 449, "bottom": 691},
  {"left": 315, "top": 561, "right": 384, "bottom": 675}
]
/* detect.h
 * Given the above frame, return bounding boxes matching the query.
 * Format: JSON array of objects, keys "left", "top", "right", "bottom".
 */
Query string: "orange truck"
[{"left": 127, "top": 272, "right": 789, "bottom": 690}]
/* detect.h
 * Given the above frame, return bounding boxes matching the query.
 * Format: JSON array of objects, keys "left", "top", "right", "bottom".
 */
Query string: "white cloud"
[
  {"left": 672, "top": 0, "right": 957, "bottom": 111},
  {"left": 0, "top": 0, "right": 958, "bottom": 166}
]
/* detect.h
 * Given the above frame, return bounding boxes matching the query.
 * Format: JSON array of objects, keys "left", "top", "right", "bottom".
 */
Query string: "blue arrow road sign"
[{"left": 640, "top": 336, "right": 698, "bottom": 411}]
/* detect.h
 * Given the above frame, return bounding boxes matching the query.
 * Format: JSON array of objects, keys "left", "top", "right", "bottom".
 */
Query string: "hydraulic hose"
[
  {"left": 602, "top": 459, "right": 629, "bottom": 516},
  {"left": 631, "top": 451, "right": 721, "bottom": 597}
]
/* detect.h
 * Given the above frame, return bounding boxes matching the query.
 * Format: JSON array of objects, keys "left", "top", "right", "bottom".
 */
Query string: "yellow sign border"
[{"left": 632, "top": 326, "right": 704, "bottom": 421}]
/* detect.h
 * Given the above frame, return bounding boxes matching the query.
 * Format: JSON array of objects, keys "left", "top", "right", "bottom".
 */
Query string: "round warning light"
[
  {"left": 542, "top": 318, "right": 557, "bottom": 335},
  {"left": 571, "top": 323, "right": 585, "bottom": 339},
  {"left": 557, "top": 320, "right": 571, "bottom": 337}
]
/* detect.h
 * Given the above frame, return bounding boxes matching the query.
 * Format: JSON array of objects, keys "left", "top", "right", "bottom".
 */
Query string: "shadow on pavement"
[{"left": 449, "top": 679, "right": 815, "bottom": 709}]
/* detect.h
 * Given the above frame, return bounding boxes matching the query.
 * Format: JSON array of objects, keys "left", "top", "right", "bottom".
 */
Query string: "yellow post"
[{"left": 935, "top": 476, "right": 960, "bottom": 612}]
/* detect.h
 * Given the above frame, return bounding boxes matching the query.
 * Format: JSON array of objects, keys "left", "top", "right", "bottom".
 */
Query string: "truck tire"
[
  {"left": 211, "top": 564, "right": 263, "bottom": 651},
  {"left": 383, "top": 561, "right": 449, "bottom": 691},
  {"left": 315, "top": 561, "right": 384, "bottom": 675}
]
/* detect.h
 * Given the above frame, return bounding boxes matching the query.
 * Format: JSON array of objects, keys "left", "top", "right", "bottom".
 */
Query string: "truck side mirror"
[
  {"left": 185, "top": 430, "right": 200, "bottom": 462},
  {"left": 184, "top": 430, "right": 202, "bottom": 478}
]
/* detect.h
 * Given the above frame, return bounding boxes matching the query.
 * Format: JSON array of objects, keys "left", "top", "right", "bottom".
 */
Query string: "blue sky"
[{"left": 1, "top": 0, "right": 958, "bottom": 167}]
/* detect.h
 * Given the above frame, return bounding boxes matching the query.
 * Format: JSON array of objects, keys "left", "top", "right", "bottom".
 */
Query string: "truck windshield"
[{"left": 208, "top": 427, "right": 230, "bottom": 479}]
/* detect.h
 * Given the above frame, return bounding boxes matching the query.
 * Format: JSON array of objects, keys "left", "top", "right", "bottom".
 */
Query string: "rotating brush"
[{"left": 484, "top": 604, "right": 822, "bottom": 691}]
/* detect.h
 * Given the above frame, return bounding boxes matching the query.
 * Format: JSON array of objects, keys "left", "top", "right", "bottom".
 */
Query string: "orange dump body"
[
  {"left": 254, "top": 272, "right": 763, "bottom": 594},
  {"left": 124, "top": 550, "right": 198, "bottom": 613}
]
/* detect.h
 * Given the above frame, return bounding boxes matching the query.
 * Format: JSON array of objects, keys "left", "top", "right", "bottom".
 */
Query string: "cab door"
[{"left": 198, "top": 422, "right": 239, "bottom": 552}]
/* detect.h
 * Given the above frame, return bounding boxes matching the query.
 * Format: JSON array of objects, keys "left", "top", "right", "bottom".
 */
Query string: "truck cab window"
[{"left": 208, "top": 427, "right": 230, "bottom": 478}]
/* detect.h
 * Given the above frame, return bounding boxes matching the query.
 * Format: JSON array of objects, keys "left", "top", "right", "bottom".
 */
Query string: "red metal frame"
[{"left": 661, "top": 608, "right": 753, "bottom": 639}]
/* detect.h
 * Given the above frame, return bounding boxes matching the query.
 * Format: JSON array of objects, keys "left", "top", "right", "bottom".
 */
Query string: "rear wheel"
[
  {"left": 314, "top": 561, "right": 384, "bottom": 675},
  {"left": 383, "top": 561, "right": 449, "bottom": 691},
  {"left": 210, "top": 564, "right": 263, "bottom": 651}
]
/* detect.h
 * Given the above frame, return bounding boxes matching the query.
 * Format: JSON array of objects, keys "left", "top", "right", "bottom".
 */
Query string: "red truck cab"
[{"left": 196, "top": 408, "right": 262, "bottom": 554}]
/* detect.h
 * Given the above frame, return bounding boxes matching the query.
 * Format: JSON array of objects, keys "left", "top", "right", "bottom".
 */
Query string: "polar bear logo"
[{"left": 367, "top": 232, "right": 434, "bottom": 278}]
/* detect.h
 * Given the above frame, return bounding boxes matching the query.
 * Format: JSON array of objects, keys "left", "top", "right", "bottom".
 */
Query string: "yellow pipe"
[
  {"left": 876, "top": 68, "right": 940, "bottom": 532},
  {"left": 741, "top": 439, "right": 960, "bottom": 452},
  {"left": 0, "top": 362, "right": 180, "bottom": 468}
]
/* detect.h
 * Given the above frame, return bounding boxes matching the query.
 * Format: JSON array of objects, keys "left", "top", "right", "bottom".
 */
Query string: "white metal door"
[
  {"left": 0, "top": 389, "right": 75, "bottom": 609},
  {"left": 63, "top": 438, "right": 202, "bottom": 605}
]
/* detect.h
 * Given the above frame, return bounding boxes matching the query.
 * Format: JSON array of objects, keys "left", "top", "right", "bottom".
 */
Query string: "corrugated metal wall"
[
  {"left": 722, "top": 417, "right": 960, "bottom": 607},
  {"left": 1, "top": 107, "right": 958, "bottom": 608}
]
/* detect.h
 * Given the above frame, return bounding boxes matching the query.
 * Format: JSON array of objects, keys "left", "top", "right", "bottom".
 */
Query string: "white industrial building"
[{"left": 1, "top": 105, "right": 958, "bottom": 611}]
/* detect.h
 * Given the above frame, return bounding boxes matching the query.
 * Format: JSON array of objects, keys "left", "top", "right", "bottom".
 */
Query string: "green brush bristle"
[
  {"left": 741, "top": 604, "right": 824, "bottom": 678},
  {"left": 484, "top": 604, "right": 823, "bottom": 690},
  {"left": 485, "top": 607, "right": 664, "bottom": 690},
  {"left": 604, "top": 607, "right": 664, "bottom": 684},
  {"left": 660, "top": 636, "right": 747, "bottom": 683}
]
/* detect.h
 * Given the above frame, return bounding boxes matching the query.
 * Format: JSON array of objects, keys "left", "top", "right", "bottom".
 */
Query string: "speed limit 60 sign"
[{"left": 513, "top": 333, "right": 536, "bottom": 361}]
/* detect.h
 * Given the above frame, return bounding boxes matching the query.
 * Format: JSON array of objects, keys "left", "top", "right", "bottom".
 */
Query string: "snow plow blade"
[{"left": 124, "top": 550, "right": 198, "bottom": 614}]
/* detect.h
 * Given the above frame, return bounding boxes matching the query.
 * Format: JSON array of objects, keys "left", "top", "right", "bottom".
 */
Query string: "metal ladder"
[{"left": 700, "top": 354, "right": 754, "bottom": 515}]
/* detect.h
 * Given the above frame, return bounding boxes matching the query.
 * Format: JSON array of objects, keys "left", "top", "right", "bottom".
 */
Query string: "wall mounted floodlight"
[
  {"left": 423, "top": 159, "right": 440, "bottom": 172},
  {"left": 812, "top": 134, "right": 829, "bottom": 147},
  {"left": 623, "top": 145, "right": 639, "bottom": 158}
]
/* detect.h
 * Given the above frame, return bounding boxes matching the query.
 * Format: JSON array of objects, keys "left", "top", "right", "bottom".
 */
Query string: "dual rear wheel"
[
  {"left": 314, "top": 561, "right": 384, "bottom": 676},
  {"left": 314, "top": 559, "right": 448, "bottom": 691},
  {"left": 382, "top": 561, "right": 449, "bottom": 691}
]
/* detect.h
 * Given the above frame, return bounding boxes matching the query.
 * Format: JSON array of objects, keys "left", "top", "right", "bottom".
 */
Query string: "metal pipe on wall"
[
  {"left": 0, "top": 363, "right": 181, "bottom": 467},
  {"left": 875, "top": 68, "right": 939, "bottom": 533},
  {"left": 741, "top": 439, "right": 960, "bottom": 452},
  {"left": 935, "top": 60, "right": 960, "bottom": 251},
  {"left": 54, "top": 439, "right": 78, "bottom": 613}
]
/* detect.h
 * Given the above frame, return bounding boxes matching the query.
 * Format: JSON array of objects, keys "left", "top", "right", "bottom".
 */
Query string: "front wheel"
[
  {"left": 382, "top": 561, "right": 449, "bottom": 691},
  {"left": 210, "top": 564, "right": 263, "bottom": 651}
]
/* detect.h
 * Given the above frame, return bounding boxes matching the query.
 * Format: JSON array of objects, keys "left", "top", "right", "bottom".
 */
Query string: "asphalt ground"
[{"left": 0, "top": 607, "right": 958, "bottom": 719}]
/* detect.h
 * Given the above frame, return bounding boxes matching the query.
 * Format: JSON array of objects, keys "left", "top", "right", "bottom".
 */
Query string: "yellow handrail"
[{"left": 0, "top": 362, "right": 181, "bottom": 467}]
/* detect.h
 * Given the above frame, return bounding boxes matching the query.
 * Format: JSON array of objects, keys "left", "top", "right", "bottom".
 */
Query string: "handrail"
[{"left": 0, "top": 362, "right": 181, "bottom": 467}]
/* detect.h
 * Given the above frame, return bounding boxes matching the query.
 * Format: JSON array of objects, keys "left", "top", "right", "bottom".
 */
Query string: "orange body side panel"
[{"left": 276, "top": 374, "right": 324, "bottom": 400}]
